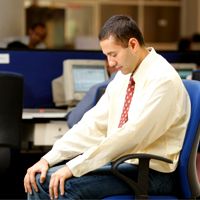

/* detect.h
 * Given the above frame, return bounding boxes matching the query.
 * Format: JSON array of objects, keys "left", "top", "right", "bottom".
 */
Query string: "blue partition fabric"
[
  {"left": 0, "top": 49, "right": 105, "bottom": 108},
  {"left": 0, "top": 49, "right": 199, "bottom": 108}
]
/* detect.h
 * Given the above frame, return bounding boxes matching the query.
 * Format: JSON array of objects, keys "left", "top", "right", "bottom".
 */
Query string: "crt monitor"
[
  {"left": 171, "top": 63, "right": 197, "bottom": 79},
  {"left": 52, "top": 59, "right": 108, "bottom": 107}
]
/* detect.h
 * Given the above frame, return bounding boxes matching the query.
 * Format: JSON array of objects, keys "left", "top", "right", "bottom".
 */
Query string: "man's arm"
[
  {"left": 42, "top": 90, "right": 109, "bottom": 167},
  {"left": 66, "top": 78, "right": 190, "bottom": 176}
]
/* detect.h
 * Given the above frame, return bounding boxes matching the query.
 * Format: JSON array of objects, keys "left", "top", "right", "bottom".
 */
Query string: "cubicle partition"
[
  {"left": 0, "top": 49, "right": 199, "bottom": 108},
  {"left": 158, "top": 50, "right": 200, "bottom": 64},
  {"left": 0, "top": 49, "right": 105, "bottom": 108}
]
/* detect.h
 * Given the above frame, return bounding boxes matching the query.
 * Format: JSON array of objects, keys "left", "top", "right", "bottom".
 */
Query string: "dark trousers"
[{"left": 28, "top": 163, "right": 179, "bottom": 199}]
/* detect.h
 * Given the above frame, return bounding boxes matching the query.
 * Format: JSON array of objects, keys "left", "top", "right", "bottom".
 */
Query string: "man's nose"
[{"left": 108, "top": 59, "right": 117, "bottom": 67}]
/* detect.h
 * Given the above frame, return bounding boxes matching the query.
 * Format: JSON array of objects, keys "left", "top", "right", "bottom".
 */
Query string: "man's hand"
[
  {"left": 24, "top": 158, "right": 49, "bottom": 194},
  {"left": 49, "top": 165, "right": 72, "bottom": 199}
]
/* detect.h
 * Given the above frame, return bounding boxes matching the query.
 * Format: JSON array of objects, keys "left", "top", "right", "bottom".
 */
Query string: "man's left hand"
[{"left": 49, "top": 165, "right": 72, "bottom": 199}]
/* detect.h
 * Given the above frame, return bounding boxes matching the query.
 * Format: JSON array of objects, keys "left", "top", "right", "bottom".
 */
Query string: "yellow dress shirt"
[{"left": 43, "top": 48, "right": 191, "bottom": 176}]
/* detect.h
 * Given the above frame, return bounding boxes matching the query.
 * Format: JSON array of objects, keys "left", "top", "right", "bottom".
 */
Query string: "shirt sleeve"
[
  {"left": 66, "top": 78, "right": 189, "bottom": 176},
  {"left": 42, "top": 90, "right": 109, "bottom": 167}
]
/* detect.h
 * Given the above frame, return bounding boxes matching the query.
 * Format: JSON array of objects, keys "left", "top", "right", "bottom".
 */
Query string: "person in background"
[
  {"left": 1, "top": 22, "right": 47, "bottom": 49},
  {"left": 177, "top": 37, "right": 191, "bottom": 51},
  {"left": 25, "top": 22, "right": 47, "bottom": 49},
  {"left": 66, "top": 59, "right": 118, "bottom": 129},
  {"left": 191, "top": 33, "right": 200, "bottom": 50},
  {"left": 192, "top": 33, "right": 200, "bottom": 43},
  {"left": 24, "top": 15, "right": 191, "bottom": 199}
]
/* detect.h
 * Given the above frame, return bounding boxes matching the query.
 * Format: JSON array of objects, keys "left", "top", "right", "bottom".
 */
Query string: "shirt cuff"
[
  {"left": 42, "top": 149, "right": 63, "bottom": 167},
  {"left": 66, "top": 153, "right": 101, "bottom": 177}
]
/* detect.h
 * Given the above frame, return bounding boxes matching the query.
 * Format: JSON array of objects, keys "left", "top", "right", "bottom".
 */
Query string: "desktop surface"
[
  {"left": 22, "top": 108, "right": 71, "bottom": 146},
  {"left": 22, "top": 108, "right": 71, "bottom": 119}
]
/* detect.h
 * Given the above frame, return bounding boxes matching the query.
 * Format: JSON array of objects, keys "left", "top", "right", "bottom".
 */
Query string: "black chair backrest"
[
  {"left": 0, "top": 71, "right": 23, "bottom": 148},
  {"left": 192, "top": 69, "right": 200, "bottom": 81}
]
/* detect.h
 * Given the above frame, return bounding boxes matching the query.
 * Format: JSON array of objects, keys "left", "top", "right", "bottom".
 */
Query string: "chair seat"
[{"left": 103, "top": 195, "right": 177, "bottom": 200}]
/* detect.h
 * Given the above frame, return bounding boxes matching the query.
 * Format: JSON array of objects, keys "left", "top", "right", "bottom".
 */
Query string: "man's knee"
[
  {"left": 35, "top": 173, "right": 41, "bottom": 185},
  {"left": 28, "top": 173, "right": 50, "bottom": 199}
]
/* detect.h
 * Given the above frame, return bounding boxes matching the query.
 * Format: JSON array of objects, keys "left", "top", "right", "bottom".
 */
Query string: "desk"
[
  {"left": 22, "top": 108, "right": 71, "bottom": 119},
  {"left": 22, "top": 108, "right": 72, "bottom": 147}
]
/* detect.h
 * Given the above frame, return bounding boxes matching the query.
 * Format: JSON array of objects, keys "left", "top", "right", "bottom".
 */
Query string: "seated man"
[
  {"left": 24, "top": 15, "right": 191, "bottom": 200},
  {"left": 0, "top": 22, "right": 47, "bottom": 49},
  {"left": 66, "top": 60, "right": 118, "bottom": 128}
]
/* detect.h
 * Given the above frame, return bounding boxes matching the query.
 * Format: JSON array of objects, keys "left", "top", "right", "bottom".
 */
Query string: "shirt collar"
[{"left": 133, "top": 47, "right": 156, "bottom": 83}]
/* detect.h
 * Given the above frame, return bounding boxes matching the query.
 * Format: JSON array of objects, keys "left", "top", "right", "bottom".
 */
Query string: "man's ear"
[{"left": 128, "top": 38, "right": 138, "bottom": 51}]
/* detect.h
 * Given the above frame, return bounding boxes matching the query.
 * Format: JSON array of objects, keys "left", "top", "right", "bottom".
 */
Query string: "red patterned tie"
[{"left": 118, "top": 76, "right": 135, "bottom": 128}]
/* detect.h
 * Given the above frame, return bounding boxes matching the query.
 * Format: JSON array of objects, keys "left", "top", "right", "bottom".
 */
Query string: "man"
[
  {"left": 24, "top": 15, "right": 191, "bottom": 199},
  {"left": 26, "top": 22, "right": 47, "bottom": 49},
  {"left": 2, "top": 22, "right": 47, "bottom": 49}
]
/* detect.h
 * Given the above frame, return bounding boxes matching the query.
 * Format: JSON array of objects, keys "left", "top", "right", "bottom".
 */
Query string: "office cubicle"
[
  {"left": 0, "top": 49, "right": 199, "bottom": 109},
  {"left": 0, "top": 49, "right": 105, "bottom": 108},
  {"left": 159, "top": 50, "right": 200, "bottom": 79}
]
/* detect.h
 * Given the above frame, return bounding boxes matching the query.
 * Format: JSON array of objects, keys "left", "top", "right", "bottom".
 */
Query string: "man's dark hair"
[
  {"left": 30, "top": 22, "right": 46, "bottom": 30},
  {"left": 178, "top": 38, "right": 191, "bottom": 51},
  {"left": 99, "top": 15, "right": 145, "bottom": 47},
  {"left": 192, "top": 33, "right": 200, "bottom": 43}
]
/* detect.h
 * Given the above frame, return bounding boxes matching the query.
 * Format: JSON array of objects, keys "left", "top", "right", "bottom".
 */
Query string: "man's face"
[
  {"left": 29, "top": 26, "right": 47, "bottom": 46},
  {"left": 100, "top": 36, "right": 137, "bottom": 75}
]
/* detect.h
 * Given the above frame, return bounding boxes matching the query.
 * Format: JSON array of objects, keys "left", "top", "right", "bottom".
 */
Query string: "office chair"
[
  {"left": 0, "top": 72, "right": 23, "bottom": 191},
  {"left": 66, "top": 80, "right": 110, "bottom": 128},
  {"left": 103, "top": 80, "right": 200, "bottom": 200}
]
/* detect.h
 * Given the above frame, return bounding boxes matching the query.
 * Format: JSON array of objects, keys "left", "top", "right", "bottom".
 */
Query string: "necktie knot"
[{"left": 129, "top": 76, "right": 135, "bottom": 87}]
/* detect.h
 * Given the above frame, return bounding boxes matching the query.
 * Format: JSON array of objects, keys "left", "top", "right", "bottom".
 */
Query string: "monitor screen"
[
  {"left": 62, "top": 59, "right": 108, "bottom": 106},
  {"left": 73, "top": 64, "right": 107, "bottom": 92},
  {"left": 176, "top": 68, "right": 194, "bottom": 79}
]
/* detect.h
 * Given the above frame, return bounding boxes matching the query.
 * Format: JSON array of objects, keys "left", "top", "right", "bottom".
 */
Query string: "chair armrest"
[{"left": 111, "top": 153, "right": 173, "bottom": 200}]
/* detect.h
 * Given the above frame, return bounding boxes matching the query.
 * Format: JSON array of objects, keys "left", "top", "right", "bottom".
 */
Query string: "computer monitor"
[
  {"left": 52, "top": 59, "right": 108, "bottom": 107},
  {"left": 171, "top": 63, "right": 197, "bottom": 79}
]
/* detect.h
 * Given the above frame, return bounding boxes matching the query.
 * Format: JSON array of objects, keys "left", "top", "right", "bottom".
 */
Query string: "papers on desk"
[{"left": 22, "top": 108, "right": 72, "bottom": 119}]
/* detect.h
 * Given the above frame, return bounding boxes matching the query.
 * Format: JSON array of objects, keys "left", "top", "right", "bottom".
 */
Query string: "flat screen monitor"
[{"left": 52, "top": 59, "right": 108, "bottom": 107}]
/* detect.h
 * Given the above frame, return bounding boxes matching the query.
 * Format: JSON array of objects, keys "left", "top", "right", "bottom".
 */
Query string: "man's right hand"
[{"left": 24, "top": 158, "right": 49, "bottom": 194}]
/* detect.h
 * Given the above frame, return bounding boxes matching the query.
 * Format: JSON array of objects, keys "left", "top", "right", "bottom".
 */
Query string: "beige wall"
[
  {"left": 0, "top": 0, "right": 25, "bottom": 40},
  {"left": 0, "top": 0, "right": 199, "bottom": 49},
  {"left": 181, "top": 0, "right": 200, "bottom": 37}
]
